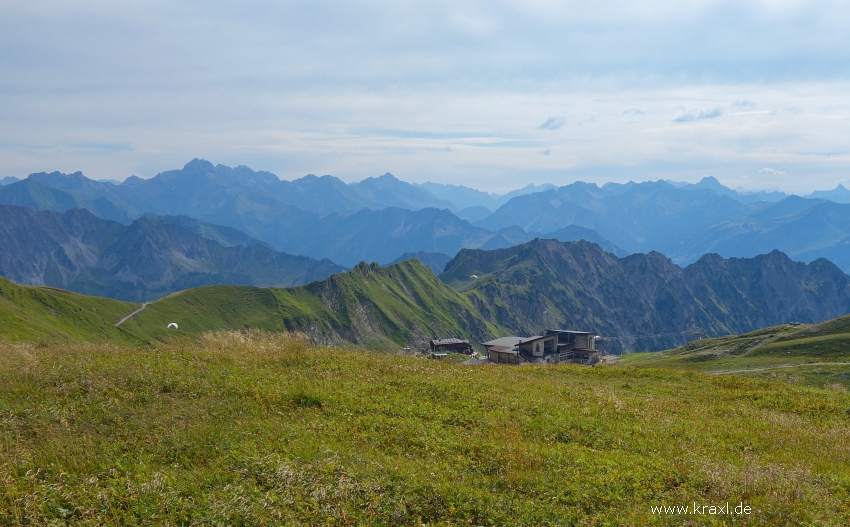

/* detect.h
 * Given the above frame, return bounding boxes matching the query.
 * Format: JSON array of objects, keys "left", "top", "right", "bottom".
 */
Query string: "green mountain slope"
[
  {"left": 0, "top": 259, "right": 504, "bottom": 350},
  {"left": 124, "top": 259, "right": 504, "bottom": 349},
  {"left": 391, "top": 251, "right": 453, "bottom": 275},
  {"left": 618, "top": 314, "right": 850, "bottom": 387},
  {"left": 0, "top": 276, "right": 143, "bottom": 343}
]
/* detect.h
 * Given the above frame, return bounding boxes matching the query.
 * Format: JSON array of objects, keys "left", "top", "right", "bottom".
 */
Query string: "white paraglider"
[{"left": 167, "top": 322, "right": 179, "bottom": 329}]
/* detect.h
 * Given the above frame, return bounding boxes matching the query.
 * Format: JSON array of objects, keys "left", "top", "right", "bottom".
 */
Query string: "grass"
[
  {"left": 0, "top": 260, "right": 505, "bottom": 352},
  {"left": 0, "top": 276, "right": 144, "bottom": 344},
  {"left": 2, "top": 331, "right": 850, "bottom": 525},
  {"left": 121, "top": 260, "right": 505, "bottom": 351},
  {"left": 618, "top": 316, "right": 850, "bottom": 389}
]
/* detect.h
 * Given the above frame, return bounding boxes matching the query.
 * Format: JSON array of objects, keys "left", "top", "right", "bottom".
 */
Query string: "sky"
[{"left": 1, "top": 0, "right": 849, "bottom": 194}]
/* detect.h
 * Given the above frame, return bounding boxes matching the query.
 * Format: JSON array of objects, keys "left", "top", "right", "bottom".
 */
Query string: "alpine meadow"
[{"left": 4, "top": 1, "right": 850, "bottom": 525}]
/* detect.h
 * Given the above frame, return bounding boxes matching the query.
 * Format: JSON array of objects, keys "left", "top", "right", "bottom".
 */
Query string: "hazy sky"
[{"left": 1, "top": 1, "right": 849, "bottom": 193}]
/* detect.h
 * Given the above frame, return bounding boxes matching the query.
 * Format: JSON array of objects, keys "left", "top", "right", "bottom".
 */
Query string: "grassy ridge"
[
  {"left": 619, "top": 315, "right": 850, "bottom": 388},
  {"left": 125, "top": 260, "right": 504, "bottom": 350},
  {"left": 1, "top": 332, "right": 849, "bottom": 525},
  {"left": 0, "top": 260, "right": 504, "bottom": 350},
  {"left": 0, "top": 276, "right": 143, "bottom": 343}
]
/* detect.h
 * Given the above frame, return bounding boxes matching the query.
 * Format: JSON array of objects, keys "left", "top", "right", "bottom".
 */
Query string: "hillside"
[
  {"left": 5, "top": 232, "right": 847, "bottom": 355},
  {"left": 0, "top": 205, "right": 345, "bottom": 301},
  {"left": 123, "top": 259, "right": 504, "bottom": 349},
  {"left": 391, "top": 251, "right": 453, "bottom": 274},
  {"left": 2, "top": 332, "right": 848, "bottom": 524},
  {"left": 142, "top": 213, "right": 269, "bottom": 248},
  {"left": 443, "top": 239, "right": 850, "bottom": 352},
  {"left": 618, "top": 313, "right": 850, "bottom": 388},
  {"left": 0, "top": 259, "right": 503, "bottom": 350},
  {"left": 0, "top": 275, "right": 143, "bottom": 343}
]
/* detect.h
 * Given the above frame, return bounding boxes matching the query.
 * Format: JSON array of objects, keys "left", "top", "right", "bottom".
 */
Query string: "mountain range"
[
  {"left": 441, "top": 239, "right": 850, "bottom": 353},
  {"left": 0, "top": 205, "right": 344, "bottom": 301},
  {"left": 6, "top": 158, "right": 850, "bottom": 278},
  {"left": 4, "top": 236, "right": 847, "bottom": 355},
  {"left": 476, "top": 179, "right": 850, "bottom": 273},
  {"left": 0, "top": 161, "right": 623, "bottom": 268}
]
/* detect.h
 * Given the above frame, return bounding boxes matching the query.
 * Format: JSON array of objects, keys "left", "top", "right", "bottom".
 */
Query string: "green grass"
[
  {"left": 124, "top": 260, "right": 505, "bottom": 350},
  {"left": 0, "top": 260, "right": 505, "bottom": 352},
  {"left": 0, "top": 276, "right": 144, "bottom": 344},
  {"left": 617, "top": 316, "right": 850, "bottom": 388},
  {"left": 2, "top": 331, "right": 850, "bottom": 525}
]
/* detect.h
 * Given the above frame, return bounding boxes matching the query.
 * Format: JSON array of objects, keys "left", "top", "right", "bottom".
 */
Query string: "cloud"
[
  {"left": 71, "top": 142, "right": 133, "bottom": 153},
  {"left": 541, "top": 148, "right": 551, "bottom": 155},
  {"left": 674, "top": 107, "right": 724, "bottom": 122},
  {"left": 2, "top": 2, "right": 850, "bottom": 192},
  {"left": 731, "top": 99, "right": 756, "bottom": 109},
  {"left": 759, "top": 167, "right": 786, "bottom": 175},
  {"left": 538, "top": 115, "right": 566, "bottom": 130}
]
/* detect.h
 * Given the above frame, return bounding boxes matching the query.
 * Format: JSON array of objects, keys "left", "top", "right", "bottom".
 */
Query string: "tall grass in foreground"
[{"left": 1, "top": 330, "right": 849, "bottom": 525}]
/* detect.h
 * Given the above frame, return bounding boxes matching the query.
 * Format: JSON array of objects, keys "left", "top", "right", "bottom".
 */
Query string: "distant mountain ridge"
[
  {"left": 0, "top": 205, "right": 345, "bottom": 301},
  {"left": 478, "top": 179, "right": 850, "bottom": 273},
  {"left": 416, "top": 181, "right": 556, "bottom": 211},
  {"left": 443, "top": 239, "right": 850, "bottom": 353},
  {"left": 14, "top": 159, "right": 850, "bottom": 276},
  {"left": 23, "top": 160, "right": 459, "bottom": 218}
]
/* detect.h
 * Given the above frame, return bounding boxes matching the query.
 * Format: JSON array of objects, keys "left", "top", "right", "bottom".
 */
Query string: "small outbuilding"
[{"left": 429, "top": 338, "right": 474, "bottom": 355}]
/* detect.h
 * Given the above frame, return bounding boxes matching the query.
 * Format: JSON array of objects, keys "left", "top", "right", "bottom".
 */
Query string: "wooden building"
[
  {"left": 483, "top": 329, "right": 601, "bottom": 365},
  {"left": 481, "top": 336, "right": 527, "bottom": 364},
  {"left": 429, "top": 337, "right": 473, "bottom": 355}
]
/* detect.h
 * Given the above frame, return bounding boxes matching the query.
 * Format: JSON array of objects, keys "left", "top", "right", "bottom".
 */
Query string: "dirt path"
[
  {"left": 709, "top": 362, "right": 850, "bottom": 375},
  {"left": 114, "top": 302, "right": 149, "bottom": 326}
]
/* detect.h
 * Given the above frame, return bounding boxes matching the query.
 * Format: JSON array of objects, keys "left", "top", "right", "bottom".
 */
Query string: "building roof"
[
  {"left": 429, "top": 338, "right": 470, "bottom": 346},
  {"left": 482, "top": 336, "right": 526, "bottom": 348},
  {"left": 487, "top": 345, "right": 516, "bottom": 352},
  {"left": 520, "top": 334, "right": 559, "bottom": 343},
  {"left": 545, "top": 329, "right": 597, "bottom": 335}
]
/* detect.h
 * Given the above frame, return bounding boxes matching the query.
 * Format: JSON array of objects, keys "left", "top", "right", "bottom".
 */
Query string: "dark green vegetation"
[
  {"left": 442, "top": 239, "right": 850, "bottom": 352},
  {"left": 619, "top": 314, "right": 850, "bottom": 389},
  {"left": 0, "top": 205, "right": 345, "bottom": 302},
  {"left": 2, "top": 331, "right": 849, "bottom": 525}
]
